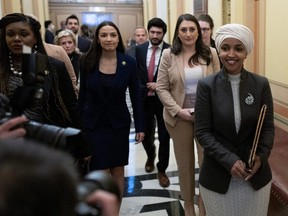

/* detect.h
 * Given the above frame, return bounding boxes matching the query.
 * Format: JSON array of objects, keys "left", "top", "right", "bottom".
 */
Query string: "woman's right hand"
[
  {"left": 177, "top": 108, "right": 194, "bottom": 121},
  {"left": 230, "top": 160, "right": 249, "bottom": 180}
]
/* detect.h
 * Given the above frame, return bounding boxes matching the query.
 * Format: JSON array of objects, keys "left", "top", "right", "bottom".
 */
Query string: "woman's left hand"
[
  {"left": 135, "top": 132, "right": 145, "bottom": 144},
  {"left": 177, "top": 108, "right": 194, "bottom": 121},
  {"left": 244, "top": 155, "right": 261, "bottom": 181}
]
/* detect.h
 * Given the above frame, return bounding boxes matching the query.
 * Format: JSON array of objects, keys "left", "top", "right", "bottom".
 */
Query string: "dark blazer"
[
  {"left": 135, "top": 41, "right": 170, "bottom": 96},
  {"left": 45, "top": 30, "right": 54, "bottom": 44},
  {"left": 78, "top": 36, "right": 91, "bottom": 53},
  {"left": 70, "top": 52, "right": 81, "bottom": 81},
  {"left": 125, "top": 44, "right": 136, "bottom": 58},
  {"left": 79, "top": 52, "right": 144, "bottom": 133},
  {"left": 43, "top": 56, "right": 81, "bottom": 128},
  {"left": 195, "top": 69, "right": 275, "bottom": 194}
]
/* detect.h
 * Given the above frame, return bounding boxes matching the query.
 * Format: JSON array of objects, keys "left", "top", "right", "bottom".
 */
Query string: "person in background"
[
  {"left": 80, "top": 24, "right": 93, "bottom": 40},
  {"left": 55, "top": 20, "right": 66, "bottom": 35},
  {"left": 195, "top": 23, "right": 274, "bottom": 216},
  {"left": 54, "top": 29, "right": 81, "bottom": 83},
  {"left": 0, "top": 138, "right": 120, "bottom": 216},
  {"left": 156, "top": 13, "right": 220, "bottom": 216},
  {"left": 197, "top": 14, "right": 215, "bottom": 47},
  {"left": 26, "top": 14, "right": 78, "bottom": 95},
  {"left": 66, "top": 14, "right": 91, "bottom": 53},
  {"left": 198, "top": 13, "right": 222, "bottom": 67},
  {"left": 44, "top": 20, "right": 55, "bottom": 44},
  {"left": 125, "top": 26, "right": 148, "bottom": 116},
  {"left": 0, "top": 13, "right": 80, "bottom": 129},
  {"left": 43, "top": 42, "right": 79, "bottom": 96},
  {"left": 135, "top": 17, "right": 171, "bottom": 188},
  {"left": 126, "top": 38, "right": 136, "bottom": 48},
  {"left": 78, "top": 21, "right": 145, "bottom": 206},
  {"left": 126, "top": 26, "right": 148, "bottom": 58}
]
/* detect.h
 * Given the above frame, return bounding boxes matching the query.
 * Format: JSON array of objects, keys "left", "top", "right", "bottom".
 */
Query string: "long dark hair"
[
  {"left": 80, "top": 21, "right": 125, "bottom": 74},
  {"left": 0, "top": 13, "right": 70, "bottom": 124},
  {"left": 171, "top": 13, "right": 212, "bottom": 66}
]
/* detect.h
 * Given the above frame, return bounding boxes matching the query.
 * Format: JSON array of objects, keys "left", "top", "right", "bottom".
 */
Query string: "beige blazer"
[
  {"left": 43, "top": 42, "right": 79, "bottom": 96},
  {"left": 156, "top": 47, "right": 220, "bottom": 127}
]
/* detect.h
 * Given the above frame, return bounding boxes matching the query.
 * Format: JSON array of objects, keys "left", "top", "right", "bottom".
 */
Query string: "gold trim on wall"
[
  {"left": 222, "top": 0, "right": 231, "bottom": 24},
  {"left": 193, "top": 0, "right": 207, "bottom": 18}
]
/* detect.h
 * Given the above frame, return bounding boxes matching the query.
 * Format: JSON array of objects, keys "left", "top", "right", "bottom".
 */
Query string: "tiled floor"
[{"left": 120, "top": 127, "right": 200, "bottom": 216}]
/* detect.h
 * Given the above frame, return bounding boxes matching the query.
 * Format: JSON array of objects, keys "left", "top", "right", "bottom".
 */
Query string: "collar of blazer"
[{"left": 220, "top": 67, "right": 248, "bottom": 81}]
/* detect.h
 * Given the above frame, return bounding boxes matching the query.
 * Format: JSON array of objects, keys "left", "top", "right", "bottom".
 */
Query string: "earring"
[{"left": 33, "top": 44, "right": 38, "bottom": 53}]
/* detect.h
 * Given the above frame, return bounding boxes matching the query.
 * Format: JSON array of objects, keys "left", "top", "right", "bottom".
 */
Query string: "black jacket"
[{"left": 195, "top": 69, "right": 275, "bottom": 194}]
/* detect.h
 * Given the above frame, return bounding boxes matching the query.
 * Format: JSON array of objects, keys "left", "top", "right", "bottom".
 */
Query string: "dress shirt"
[{"left": 146, "top": 41, "right": 164, "bottom": 77}]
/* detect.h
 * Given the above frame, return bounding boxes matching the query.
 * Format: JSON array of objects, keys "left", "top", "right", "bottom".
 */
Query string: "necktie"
[{"left": 148, "top": 46, "right": 158, "bottom": 82}]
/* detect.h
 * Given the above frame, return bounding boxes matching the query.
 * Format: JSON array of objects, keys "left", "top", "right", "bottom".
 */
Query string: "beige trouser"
[{"left": 165, "top": 119, "right": 203, "bottom": 202}]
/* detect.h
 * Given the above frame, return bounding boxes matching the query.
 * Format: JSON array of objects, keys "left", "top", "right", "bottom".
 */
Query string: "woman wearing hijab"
[{"left": 194, "top": 23, "right": 275, "bottom": 215}]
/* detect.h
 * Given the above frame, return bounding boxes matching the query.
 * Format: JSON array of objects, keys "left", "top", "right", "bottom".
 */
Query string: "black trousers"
[{"left": 142, "top": 95, "right": 170, "bottom": 172}]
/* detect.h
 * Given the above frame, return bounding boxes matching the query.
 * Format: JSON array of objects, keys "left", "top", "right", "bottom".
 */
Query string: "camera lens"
[{"left": 75, "top": 171, "right": 120, "bottom": 216}]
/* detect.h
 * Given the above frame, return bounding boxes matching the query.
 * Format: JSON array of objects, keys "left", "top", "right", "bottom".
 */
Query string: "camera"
[
  {"left": 0, "top": 49, "right": 118, "bottom": 216},
  {"left": 0, "top": 92, "right": 86, "bottom": 160},
  {"left": 0, "top": 49, "right": 88, "bottom": 160},
  {"left": 76, "top": 171, "right": 120, "bottom": 216}
]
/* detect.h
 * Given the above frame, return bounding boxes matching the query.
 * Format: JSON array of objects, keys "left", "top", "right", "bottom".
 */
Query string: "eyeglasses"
[{"left": 201, "top": 28, "right": 210, "bottom": 32}]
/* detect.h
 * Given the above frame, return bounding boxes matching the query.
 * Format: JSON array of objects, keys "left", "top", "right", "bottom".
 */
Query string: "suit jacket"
[
  {"left": 125, "top": 44, "right": 136, "bottom": 58},
  {"left": 194, "top": 69, "right": 275, "bottom": 194},
  {"left": 156, "top": 47, "right": 220, "bottom": 127},
  {"left": 44, "top": 42, "right": 78, "bottom": 95},
  {"left": 79, "top": 52, "right": 144, "bottom": 133},
  {"left": 45, "top": 29, "right": 54, "bottom": 44},
  {"left": 78, "top": 36, "right": 91, "bottom": 53},
  {"left": 135, "top": 41, "right": 170, "bottom": 97},
  {"left": 43, "top": 56, "right": 81, "bottom": 128},
  {"left": 70, "top": 52, "right": 81, "bottom": 82}
]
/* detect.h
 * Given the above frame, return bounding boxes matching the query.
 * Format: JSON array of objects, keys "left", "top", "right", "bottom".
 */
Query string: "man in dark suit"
[
  {"left": 125, "top": 26, "right": 147, "bottom": 58},
  {"left": 44, "top": 20, "right": 55, "bottom": 44},
  {"left": 55, "top": 20, "right": 66, "bottom": 36},
  {"left": 66, "top": 14, "right": 91, "bottom": 53},
  {"left": 135, "top": 17, "right": 171, "bottom": 187}
]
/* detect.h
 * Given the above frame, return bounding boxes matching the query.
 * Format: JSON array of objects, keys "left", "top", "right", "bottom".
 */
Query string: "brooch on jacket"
[{"left": 245, "top": 93, "right": 254, "bottom": 105}]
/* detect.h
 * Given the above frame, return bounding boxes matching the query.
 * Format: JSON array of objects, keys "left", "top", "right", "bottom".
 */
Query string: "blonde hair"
[{"left": 54, "top": 29, "right": 76, "bottom": 45}]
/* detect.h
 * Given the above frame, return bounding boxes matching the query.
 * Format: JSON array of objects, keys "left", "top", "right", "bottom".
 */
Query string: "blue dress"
[
  {"left": 85, "top": 72, "right": 130, "bottom": 169},
  {"left": 79, "top": 52, "right": 145, "bottom": 171}
]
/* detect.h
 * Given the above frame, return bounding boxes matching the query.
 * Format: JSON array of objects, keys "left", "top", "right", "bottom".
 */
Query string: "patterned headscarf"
[{"left": 215, "top": 23, "right": 254, "bottom": 55}]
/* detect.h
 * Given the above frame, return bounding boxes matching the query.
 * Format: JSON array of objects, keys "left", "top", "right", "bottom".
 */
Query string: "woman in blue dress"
[{"left": 78, "top": 21, "right": 145, "bottom": 207}]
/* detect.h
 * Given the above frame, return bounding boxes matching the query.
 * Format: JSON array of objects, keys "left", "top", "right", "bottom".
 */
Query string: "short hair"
[
  {"left": 54, "top": 29, "right": 77, "bottom": 46},
  {"left": 134, "top": 26, "right": 147, "bottom": 35},
  {"left": 0, "top": 139, "right": 79, "bottom": 216},
  {"left": 44, "top": 20, "right": 52, "bottom": 28},
  {"left": 81, "top": 24, "right": 89, "bottom": 30},
  {"left": 147, "top": 17, "right": 167, "bottom": 34},
  {"left": 66, "top": 14, "right": 79, "bottom": 25},
  {"left": 197, "top": 14, "right": 214, "bottom": 30}
]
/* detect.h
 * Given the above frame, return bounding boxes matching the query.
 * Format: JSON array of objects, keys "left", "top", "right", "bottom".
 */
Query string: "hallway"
[{"left": 120, "top": 127, "right": 200, "bottom": 216}]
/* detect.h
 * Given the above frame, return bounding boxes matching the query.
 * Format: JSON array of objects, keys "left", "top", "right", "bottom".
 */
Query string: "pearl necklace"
[{"left": 9, "top": 53, "right": 22, "bottom": 77}]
